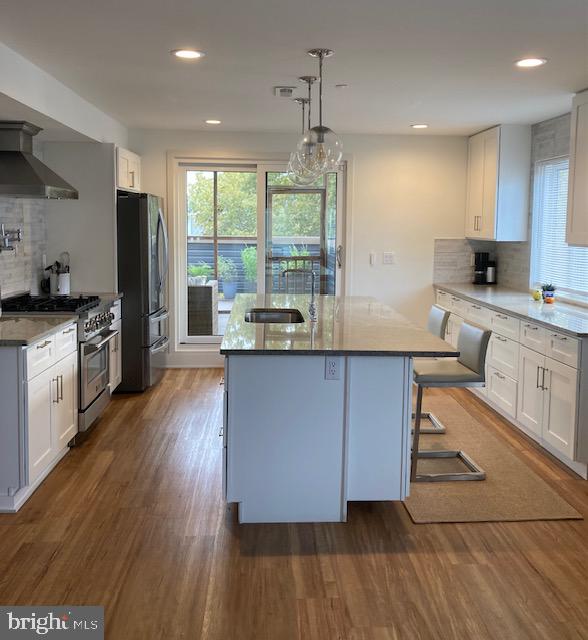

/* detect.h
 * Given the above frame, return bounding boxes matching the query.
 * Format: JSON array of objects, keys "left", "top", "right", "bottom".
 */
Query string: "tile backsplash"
[
  {"left": 0, "top": 197, "right": 47, "bottom": 298},
  {"left": 433, "top": 238, "right": 496, "bottom": 284}
]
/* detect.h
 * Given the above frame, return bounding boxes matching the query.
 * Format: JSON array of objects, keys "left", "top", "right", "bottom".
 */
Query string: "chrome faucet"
[{"left": 308, "top": 270, "right": 318, "bottom": 322}]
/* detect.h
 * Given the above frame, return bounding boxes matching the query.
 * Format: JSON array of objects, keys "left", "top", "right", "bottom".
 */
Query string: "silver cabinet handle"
[
  {"left": 62, "top": 327, "right": 76, "bottom": 335},
  {"left": 129, "top": 170, "right": 135, "bottom": 188},
  {"left": 496, "top": 314, "right": 508, "bottom": 320},
  {"left": 496, "top": 335, "right": 507, "bottom": 342},
  {"left": 36, "top": 340, "right": 51, "bottom": 350},
  {"left": 494, "top": 371, "right": 505, "bottom": 380},
  {"left": 472, "top": 304, "right": 482, "bottom": 310},
  {"left": 552, "top": 334, "right": 567, "bottom": 341},
  {"left": 52, "top": 377, "right": 59, "bottom": 403},
  {"left": 542, "top": 368, "right": 548, "bottom": 391},
  {"left": 58, "top": 374, "right": 64, "bottom": 401},
  {"left": 536, "top": 366, "right": 541, "bottom": 389}
]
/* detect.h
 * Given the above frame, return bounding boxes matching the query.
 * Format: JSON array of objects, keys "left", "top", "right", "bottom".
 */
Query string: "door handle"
[
  {"left": 542, "top": 368, "right": 548, "bottom": 391},
  {"left": 52, "top": 377, "right": 59, "bottom": 403},
  {"left": 336, "top": 245, "right": 343, "bottom": 268},
  {"left": 59, "top": 374, "right": 64, "bottom": 401}
]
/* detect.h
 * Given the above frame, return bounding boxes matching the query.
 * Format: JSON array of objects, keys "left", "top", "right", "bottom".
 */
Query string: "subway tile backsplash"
[{"left": 0, "top": 198, "right": 47, "bottom": 298}]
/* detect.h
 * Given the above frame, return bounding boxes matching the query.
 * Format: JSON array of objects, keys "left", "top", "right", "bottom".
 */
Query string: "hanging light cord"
[{"left": 318, "top": 53, "right": 323, "bottom": 127}]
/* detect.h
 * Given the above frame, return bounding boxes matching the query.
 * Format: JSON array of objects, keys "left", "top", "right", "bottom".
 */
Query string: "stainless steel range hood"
[{"left": 0, "top": 121, "right": 78, "bottom": 199}]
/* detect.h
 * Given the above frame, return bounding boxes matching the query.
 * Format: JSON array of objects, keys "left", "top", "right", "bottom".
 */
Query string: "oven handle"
[
  {"left": 84, "top": 330, "right": 118, "bottom": 353},
  {"left": 150, "top": 336, "right": 169, "bottom": 354}
]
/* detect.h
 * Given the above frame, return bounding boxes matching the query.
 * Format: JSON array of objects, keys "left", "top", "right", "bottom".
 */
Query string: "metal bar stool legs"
[{"left": 411, "top": 384, "right": 486, "bottom": 483}]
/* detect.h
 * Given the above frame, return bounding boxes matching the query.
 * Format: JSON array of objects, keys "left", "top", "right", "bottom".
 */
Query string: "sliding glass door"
[{"left": 176, "top": 161, "right": 345, "bottom": 344}]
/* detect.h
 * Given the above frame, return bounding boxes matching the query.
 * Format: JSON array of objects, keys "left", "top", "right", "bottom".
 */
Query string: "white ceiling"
[{"left": 0, "top": 0, "right": 586, "bottom": 135}]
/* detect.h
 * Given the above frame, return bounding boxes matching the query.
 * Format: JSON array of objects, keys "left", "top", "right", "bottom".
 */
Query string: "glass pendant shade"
[
  {"left": 287, "top": 151, "right": 320, "bottom": 186},
  {"left": 296, "top": 125, "right": 343, "bottom": 173}
]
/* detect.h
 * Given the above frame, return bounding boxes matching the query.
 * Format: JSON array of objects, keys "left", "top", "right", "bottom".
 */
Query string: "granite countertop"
[
  {"left": 0, "top": 316, "right": 77, "bottom": 346},
  {"left": 436, "top": 284, "right": 588, "bottom": 336},
  {"left": 220, "top": 294, "right": 458, "bottom": 357}
]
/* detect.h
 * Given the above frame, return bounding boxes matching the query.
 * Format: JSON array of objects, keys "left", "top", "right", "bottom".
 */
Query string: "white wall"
[{"left": 129, "top": 128, "right": 467, "bottom": 365}]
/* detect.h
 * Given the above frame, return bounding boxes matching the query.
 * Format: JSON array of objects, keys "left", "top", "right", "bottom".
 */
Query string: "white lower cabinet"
[
  {"left": 487, "top": 366, "right": 517, "bottom": 419},
  {"left": 27, "top": 367, "right": 54, "bottom": 485},
  {"left": 542, "top": 359, "right": 578, "bottom": 459},
  {"left": 517, "top": 346, "right": 545, "bottom": 437},
  {"left": 27, "top": 350, "right": 78, "bottom": 485},
  {"left": 517, "top": 346, "right": 579, "bottom": 458},
  {"left": 435, "top": 289, "right": 586, "bottom": 473}
]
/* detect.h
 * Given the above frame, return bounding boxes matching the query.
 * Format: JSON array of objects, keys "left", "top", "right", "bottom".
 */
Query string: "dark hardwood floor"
[{"left": 0, "top": 369, "right": 587, "bottom": 640}]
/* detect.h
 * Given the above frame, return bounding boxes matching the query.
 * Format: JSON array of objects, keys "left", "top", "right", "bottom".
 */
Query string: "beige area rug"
[{"left": 404, "top": 395, "right": 582, "bottom": 524}]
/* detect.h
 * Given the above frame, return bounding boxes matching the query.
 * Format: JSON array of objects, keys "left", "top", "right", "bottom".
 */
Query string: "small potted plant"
[
  {"left": 187, "top": 263, "right": 212, "bottom": 286},
  {"left": 542, "top": 283, "right": 556, "bottom": 304},
  {"left": 241, "top": 246, "right": 257, "bottom": 292},
  {"left": 219, "top": 256, "right": 238, "bottom": 300}
]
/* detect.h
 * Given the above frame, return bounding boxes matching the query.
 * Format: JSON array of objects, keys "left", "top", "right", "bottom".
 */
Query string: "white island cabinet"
[
  {"left": 0, "top": 318, "right": 78, "bottom": 512},
  {"left": 220, "top": 294, "right": 456, "bottom": 524}
]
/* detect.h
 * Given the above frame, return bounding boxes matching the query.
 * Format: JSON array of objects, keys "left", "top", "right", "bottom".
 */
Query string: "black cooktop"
[{"left": 2, "top": 294, "right": 100, "bottom": 314}]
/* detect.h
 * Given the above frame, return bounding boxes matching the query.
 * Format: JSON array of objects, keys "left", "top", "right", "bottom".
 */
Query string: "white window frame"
[{"left": 169, "top": 156, "right": 347, "bottom": 346}]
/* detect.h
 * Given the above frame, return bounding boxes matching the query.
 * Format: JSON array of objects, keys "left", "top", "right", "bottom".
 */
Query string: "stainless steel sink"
[{"left": 244, "top": 308, "right": 305, "bottom": 324}]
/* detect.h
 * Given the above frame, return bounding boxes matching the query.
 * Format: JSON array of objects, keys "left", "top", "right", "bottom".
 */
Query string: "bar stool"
[
  {"left": 411, "top": 321, "right": 491, "bottom": 483},
  {"left": 412, "top": 304, "right": 451, "bottom": 435}
]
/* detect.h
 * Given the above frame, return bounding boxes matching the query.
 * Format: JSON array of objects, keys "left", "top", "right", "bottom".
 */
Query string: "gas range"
[{"left": 2, "top": 293, "right": 114, "bottom": 341}]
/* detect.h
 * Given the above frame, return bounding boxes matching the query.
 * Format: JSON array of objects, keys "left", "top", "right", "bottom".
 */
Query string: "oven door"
[{"left": 80, "top": 330, "right": 117, "bottom": 410}]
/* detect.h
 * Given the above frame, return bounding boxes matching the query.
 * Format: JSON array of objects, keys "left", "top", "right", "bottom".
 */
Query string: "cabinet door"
[
  {"left": 487, "top": 366, "right": 518, "bottom": 419},
  {"left": 27, "top": 368, "right": 54, "bottom": 485},
  {"left": 517, "top": 347, "right": 544, "bottom": 437},
  {"left": 567, "top": 92, "right": 588, "bottom": 246},
  {"left": 466, "top": 132, "right": 484, "bottom": 237},
  {"left": 480, "top": 127, "right": 499, "bottom": 239},
  {"left": 109, "top": 320, "right": 122, "bottom": 392},
  {"left": 117, "top": 150, "right": 131, "bottom": 189},
  {"left": 542, "top": 358, "right": 578, "bottom": 459},
  {"left": 128, "top": 157, "right": 141, "bottom": 191},
  {"left": 52, "top": 351, "right": 78, "bottom": 451}
]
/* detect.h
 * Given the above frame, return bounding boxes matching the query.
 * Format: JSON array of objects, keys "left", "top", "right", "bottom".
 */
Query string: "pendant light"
[
  {"left": 295, "top": 48, "right": 343, "bottom": 174},
  {"left": 288, "top": 76, "right": 320, "bottom": 185}
]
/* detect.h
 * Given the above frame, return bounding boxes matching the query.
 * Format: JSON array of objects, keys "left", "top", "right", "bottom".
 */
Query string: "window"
[{"left": 531, "top": 157, "right": 588, "bottom": 297}]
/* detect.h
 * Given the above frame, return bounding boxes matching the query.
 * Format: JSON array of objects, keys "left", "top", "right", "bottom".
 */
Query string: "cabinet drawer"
[
  {"left": 487, "top": 365, "right": 518, "bottom": 419},
  {"left": 466, "top": 302, "right": 491, "bottom": 328},
  {"left": 545, "top": 332, "right": 580, "bottom": 369},
  {"left": 490, "top": 311, "right": 520, "bottom": 341},
  {"left": 436, "top": 289, "right": 450, "bottom": 309},
  {"left": 449, "top": 295, "right": 467, "bottom": 317},
  {"left": 487, "top": 333, "right": 519, "bottom": 380},
  {"left": 520, "top": 322, "right": 547, "bottom": 353},
  {"left": 26, "top": 337, "right": 56, "bottom": 380},
  {"left": 54, "top": 323, "right": 77, "bottom": 361}
]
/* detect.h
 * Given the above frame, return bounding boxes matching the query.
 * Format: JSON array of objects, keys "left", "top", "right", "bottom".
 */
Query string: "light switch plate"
[
  {"left": 370, "top": 252, "right": 377, "bottom": 266},
  {"left": 383, "top": 251, "right": 396, "bottom": 265}
]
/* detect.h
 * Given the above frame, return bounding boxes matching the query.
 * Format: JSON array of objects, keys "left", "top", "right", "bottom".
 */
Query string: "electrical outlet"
[
  {"left": 383, "top": 251, "right": 396, "bottom": 265},
  {"left": 325, "top": 356, "right": 341, "bottom": 380}
]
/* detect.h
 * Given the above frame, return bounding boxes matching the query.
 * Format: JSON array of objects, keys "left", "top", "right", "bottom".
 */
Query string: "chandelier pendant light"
[
  {"left": 295, "top": 48, "right": 343, "bottom": 175},
  {"left": 288, "top": 76, "right": 321, "bottom": 185}
]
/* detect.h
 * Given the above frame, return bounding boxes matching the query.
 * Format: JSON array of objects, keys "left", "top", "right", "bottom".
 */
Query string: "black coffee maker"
[{"left": 473, "top": 252, "right": 495, "bottom": 285}]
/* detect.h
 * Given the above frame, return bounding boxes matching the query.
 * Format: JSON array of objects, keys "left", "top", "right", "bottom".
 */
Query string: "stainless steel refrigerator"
[{"left": 116, "top": 191, "right": 169, "bottom": 392}]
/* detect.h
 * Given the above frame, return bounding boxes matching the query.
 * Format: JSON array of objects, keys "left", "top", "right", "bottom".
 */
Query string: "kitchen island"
[{"left": 220, "top": 294, "right": 457, "bottom": 523}]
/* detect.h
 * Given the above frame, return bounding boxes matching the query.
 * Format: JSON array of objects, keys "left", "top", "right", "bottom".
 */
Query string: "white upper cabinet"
[
  {"left": 465, "top": 125, "right": 531, "bottom": 241},
  {"left": 566, "top": 90, "right": 588, "bottom": 246},
  {"left": 117, "top": 147, "right": 141, "bottom": 192}
]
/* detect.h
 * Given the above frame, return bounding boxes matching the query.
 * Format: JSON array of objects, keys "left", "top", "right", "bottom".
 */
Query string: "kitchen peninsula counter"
[{"left": 220, "top": 294, "right": 456, "bottom": 524}]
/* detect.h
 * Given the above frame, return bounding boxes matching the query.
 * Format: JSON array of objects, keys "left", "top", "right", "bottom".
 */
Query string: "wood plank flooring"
[{"left": 1, "top": 369, "right": 587, "bottom": 639}]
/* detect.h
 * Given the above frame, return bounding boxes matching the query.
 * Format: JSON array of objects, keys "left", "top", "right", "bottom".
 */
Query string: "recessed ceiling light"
[
  {"left": 411, "top": 124, "right": 428, "bottom": 129},
  {"left": 205, "top": 119, "right": 221, "bottom": 125},
  {"left": 515, "top": 57, "right": 547, "bottom": 68},
  {"left": 171, "top": 49, "right": 205, "bottom": 60}
]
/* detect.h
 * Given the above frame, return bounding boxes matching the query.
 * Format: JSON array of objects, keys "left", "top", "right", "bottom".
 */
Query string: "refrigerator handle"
[{"left": 158, "top": 207, "right": 169, "bottom": 293}]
